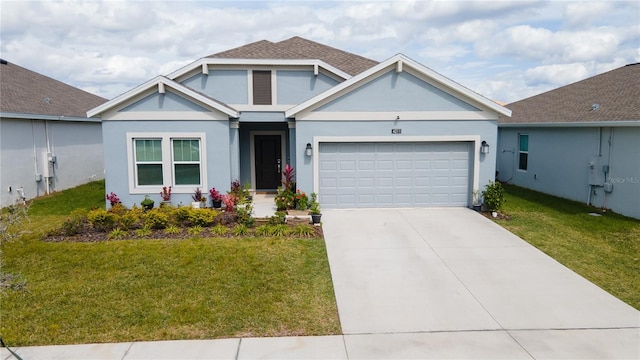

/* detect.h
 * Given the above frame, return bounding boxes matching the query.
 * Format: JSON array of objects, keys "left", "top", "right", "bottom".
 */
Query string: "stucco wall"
[
  {"left": 102, "top": 120, "right": 231, "bottom": 208},
  {"left": 1, "top": 118, "right": 103, "bottom": 207},
  {"left": 294, "top": 119, "right": 497, "bottom": 205},
  {"left": 181, "top": 70, "right": 248, "bottom": 105},
  {"left": 497, "top": 126, "right": 639, "bottom": 219},
  {"left": 276, "top": 70, "right": 338, "bottom": 105}
]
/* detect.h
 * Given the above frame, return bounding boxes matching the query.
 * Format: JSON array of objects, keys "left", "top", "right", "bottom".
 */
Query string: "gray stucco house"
[
  {"left": 497, "top": 63, "right": 639, "bottom": 219},
  {"left": 88, "top": 37, "right": 510, "bottom": 209},
  {"left": 0, "top": 59, "right": 106, "bottom": 207}
]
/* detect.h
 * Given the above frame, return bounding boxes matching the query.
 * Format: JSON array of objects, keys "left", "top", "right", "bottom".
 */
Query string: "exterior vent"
[{"left": 252, "top": 70, "right": 272, "bottom": 105}]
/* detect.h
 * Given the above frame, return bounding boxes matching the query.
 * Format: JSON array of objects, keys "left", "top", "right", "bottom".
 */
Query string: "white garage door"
[{"left": 319, "top": 142, "right": 471, "bottom": 208}]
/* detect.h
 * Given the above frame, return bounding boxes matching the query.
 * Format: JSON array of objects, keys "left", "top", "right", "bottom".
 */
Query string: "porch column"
[
  {"left": 229, "top": 120, "right": 240, "bottom": 182},
  {"left": 287, "top": 121, "right": 296, "bottom": 168}
]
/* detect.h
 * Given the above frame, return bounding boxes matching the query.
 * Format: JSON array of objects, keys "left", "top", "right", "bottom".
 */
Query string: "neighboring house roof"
[
  {"left": 208, "top": 36, "right": 379, "bottom": 76},
  {"left": 0, "top": 59, "right": 106, "bottom": 120},
  {"left": 499, "top": 63, "right": 640, "bottom": 126},
  {"left": 87, "top": 76, "right": 238, "bottom": 118},
  {"left": 286, "top": 54, "right": 512, "bottom": 119}
]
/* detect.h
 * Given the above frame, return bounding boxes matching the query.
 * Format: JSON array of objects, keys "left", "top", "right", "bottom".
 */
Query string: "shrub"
[
  {"left": 108, "top": 228, "right": 126, "bottom": 240},
  {"left": 87, "top": 209, "right": 116, "bottom": 232},
  {"left": 116, "top": 211, "right": 140, "bottom": 230},
  {"left": 271, "top": 224, "right": 290, "bottom": 237},
  {"left": 56, "top": 208, "right": 88, "bottom": 236},
  {"left": 143, "top": 209, "right": 169, "bottom": 229},
  {"left": 108, "top": 203, "right": 128, "bottom": 215},
  {"left": 255, "top": 225, "right": 270, "bottom": 237},
  {"left": 233, "top": 224, "right": 249, "bottom": 236},
  {"left": 292, "top": 225, "right": 315, "bottom": 237},
  {"left": 188, "top": 209, "right": 216, "bottom": 227},
  {"left": 211, "top": 224, "right": 230, "bottom": 236},
  {"left": 268, "top": 212, "right": 286, "bottom": 225},
  {"left": 275, "top": 188, "right": 296, "bottom": 211},
  {"left": 482, "top": 181, "right": 506, "bottom": 212},
  {"left": 295, "top": 190, "right": 309, "bottom": 210},
  {"left": 164, "top": 225, "right": 180, "bottom": 235},
  {"left": 236, "top": 204, "right": 254, "bottom": 227},
  {"left": 136, "top": 226, "right": 152, "bottom": 237},
  {"left": 173, "top": 207, "right": 190, "bottom": 225},
  {"left": 188, "top": 225, "right": 204, "bottom": 236}
]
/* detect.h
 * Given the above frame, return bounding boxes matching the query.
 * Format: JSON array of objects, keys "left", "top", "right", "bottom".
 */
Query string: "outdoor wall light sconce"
[
  {"left": 305, "top": 143, "right": 313, "bottom": 157},
  {"left": 480, "top": 141, "right": 490, "bottom": 154}
]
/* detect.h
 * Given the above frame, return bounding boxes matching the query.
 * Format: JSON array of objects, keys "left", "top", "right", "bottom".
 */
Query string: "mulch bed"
[{"left": 44, "top": 219, "right": 323, "bottom": 243}]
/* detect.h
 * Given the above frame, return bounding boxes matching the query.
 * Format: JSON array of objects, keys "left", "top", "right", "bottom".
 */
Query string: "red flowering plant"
[
  {"left": 295, "top": 190, "right": 309, "bottom": 210},
  {"left": 221, "top": 193, "right": 237, "bottom": 212},
  {"left": 209, "top": 187, "right": 222, "bottom": 202},
  {"left": 106, "top": 192, "right": 120, "bottom": 206},
  {"left": 160, "top": 186, "right": 172, "bottom": 201}
]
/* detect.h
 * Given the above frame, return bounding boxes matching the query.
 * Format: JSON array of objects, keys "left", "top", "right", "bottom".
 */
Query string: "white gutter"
[
  {"left": 498, "top": 120, "right": 640, "bottom": 128},
  {"left": 1, "top": 112, "right": 101, "bottom": 122}
]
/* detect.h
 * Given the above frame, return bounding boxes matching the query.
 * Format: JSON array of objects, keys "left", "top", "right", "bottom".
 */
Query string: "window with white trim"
[
  {"left": 518, "top": 134, "right": 528, "bottom": 171},
  {"left": 128, "top": 133, "right": 206, "bottom": 193},
  {"left": 172, "top": 139, "right": 201, "bottom": 185},
  {"left": 135, "top": 139, "right": 163, "bottom": 185}
]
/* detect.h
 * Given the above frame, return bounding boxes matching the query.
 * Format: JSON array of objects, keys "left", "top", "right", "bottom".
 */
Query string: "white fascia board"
[
  {"left": 286, "top": 54, "right": 513, "bottom": 119},
  {"left": 297, "top": 111, "right": 496, "bottom": 121},
  {"left": 87, "top": 76, "right": 238, "bottom": 118},
  {"left": 498, "top": 120, "right": 640, "bottom": 128},
  {"left": 1, "top": 112, "right": 101, "bottom": 123},
  {"left": 167, "top": 57, "right": 351, "bottom": 82},
  {"left": 397, "top": 55, "right": 512, "bottom": 117}
]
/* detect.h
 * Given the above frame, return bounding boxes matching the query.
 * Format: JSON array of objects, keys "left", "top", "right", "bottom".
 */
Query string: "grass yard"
[
  {"left": 495, "top": 184, "right": 640, "bottom": 310},
  {"left": 0, "top": 181, "right": 340, "bottom": 346}
]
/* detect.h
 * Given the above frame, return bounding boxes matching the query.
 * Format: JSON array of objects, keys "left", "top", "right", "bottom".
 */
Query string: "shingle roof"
[
  {"left": 0, "top": 59, "right": 107, "bottom": 118},
  {"left": 208, "top": 36, "right": 379, "bottom": 76},
  {"left": 499, "top": 63, "right": 640, "bottom": 124}
]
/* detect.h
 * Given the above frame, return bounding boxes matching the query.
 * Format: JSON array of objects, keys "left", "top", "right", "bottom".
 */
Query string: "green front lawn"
[
  {"left": 495, "top": 184, "right": 640, "bottom": 310},
  {"left": 0, "top": 181, "right": 340, "bottom": 346}
]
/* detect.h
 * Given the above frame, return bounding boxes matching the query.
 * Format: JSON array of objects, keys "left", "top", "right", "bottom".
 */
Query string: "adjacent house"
[
  {"left": 497, "top": 63, "right": 640, "bottom": 219},
  {"left": 0, "top": 59, "right": 107, "bottom": 207},
  {"left": 88, "top": 37, "right": 511, "bottom": 209}
]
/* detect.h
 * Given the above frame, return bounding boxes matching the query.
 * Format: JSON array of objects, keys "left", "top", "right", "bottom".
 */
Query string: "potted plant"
[
  {"left": 309, "top": 192, "right": 321, "bottom": 224},
  {"left": 141, "top": 195, "right": 154, "bottom": 210},
  {"left": 209, "top": 187, "right": 223, "bottom": 209},
  {"left": 288, "top": 189, "right": 309, "bottom": 216},
  {"left": 191, "top": 188, "right": 204, "bottom": 209},
  {"left": 160, "top": 186, "right": 172, "bottom": 205}
]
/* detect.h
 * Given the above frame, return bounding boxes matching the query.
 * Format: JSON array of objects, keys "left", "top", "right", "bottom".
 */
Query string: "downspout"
[
  {"left": 45, "top": 119, "right": 54, "bottom": 193},
  {"left": 31, "top": 120, "right": 42, "bottom": 196}
]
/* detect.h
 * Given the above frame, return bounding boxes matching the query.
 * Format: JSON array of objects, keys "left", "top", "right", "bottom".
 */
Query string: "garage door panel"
[{"left": 319, "top": 142, "right": 470, "bottom": 208}]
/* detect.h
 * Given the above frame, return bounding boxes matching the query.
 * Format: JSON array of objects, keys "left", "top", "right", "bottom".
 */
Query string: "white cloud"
[{"left": 1, "top": 0, "right": 638, "bottom": 104}]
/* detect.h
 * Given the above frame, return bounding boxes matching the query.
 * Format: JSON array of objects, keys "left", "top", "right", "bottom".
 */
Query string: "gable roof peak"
[{"left": 208, "top": 36, "right": 378, "bottom": 76}]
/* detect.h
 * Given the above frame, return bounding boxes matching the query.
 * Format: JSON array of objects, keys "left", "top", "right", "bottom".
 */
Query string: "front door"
[{"left": 254, "top": 135, "right": 282, "bottom": 189}]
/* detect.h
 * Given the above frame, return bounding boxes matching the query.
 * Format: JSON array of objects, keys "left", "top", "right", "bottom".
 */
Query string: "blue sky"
[{"left": 1, "top": 0, "right": 638, "bottom": 103}]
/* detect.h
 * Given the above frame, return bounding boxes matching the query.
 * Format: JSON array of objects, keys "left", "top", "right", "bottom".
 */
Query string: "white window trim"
[
  {"left": 312, "top": 135, "right": 481, "bottom": 201},
  {"left": 518, "top": 133, "right": 528, "bottom": 172},
  {"left": 127, "top": 132, "right": 207, "bottom": 194}
]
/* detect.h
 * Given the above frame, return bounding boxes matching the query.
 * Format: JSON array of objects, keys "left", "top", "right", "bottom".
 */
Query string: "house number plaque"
[{"left": 391, "top": 129, "right": 402, "bottom": 134}]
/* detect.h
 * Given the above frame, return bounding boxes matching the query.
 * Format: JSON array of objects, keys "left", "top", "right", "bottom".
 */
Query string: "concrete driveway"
[{"left": 322, "top": 208, "right": 640, "bottom": 359}]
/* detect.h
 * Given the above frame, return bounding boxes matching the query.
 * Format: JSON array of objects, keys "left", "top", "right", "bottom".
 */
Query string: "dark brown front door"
[{"left": 255, "top": 135, "right": 281, "bottom": 189}]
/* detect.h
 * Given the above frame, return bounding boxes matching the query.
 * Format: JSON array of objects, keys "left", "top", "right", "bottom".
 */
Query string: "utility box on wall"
[{"left": 588, "top": 156, "right": 605, "bottom": 186}]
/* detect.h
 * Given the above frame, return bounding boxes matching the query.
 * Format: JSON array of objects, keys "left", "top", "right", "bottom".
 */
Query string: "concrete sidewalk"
[{"left": 4, "top": 329, "right": 639, "bottom": 359}]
